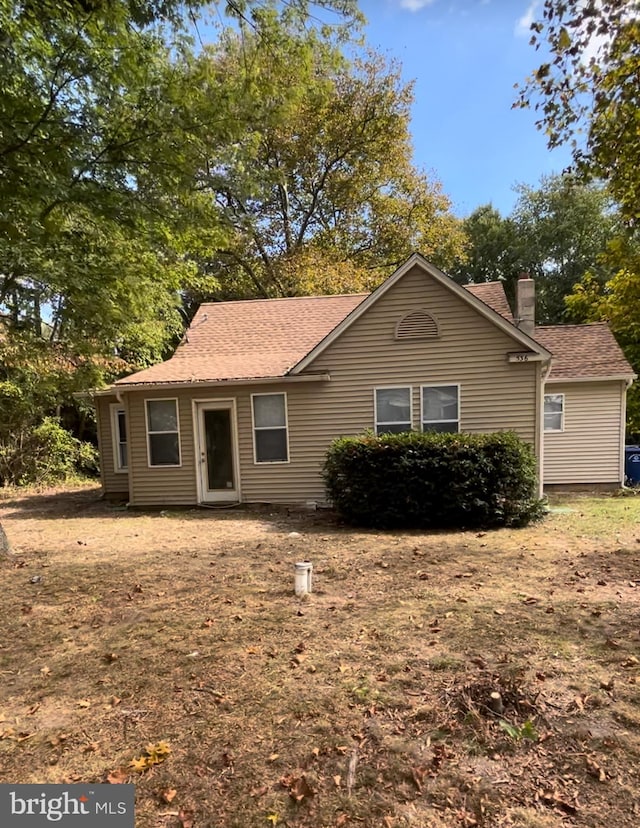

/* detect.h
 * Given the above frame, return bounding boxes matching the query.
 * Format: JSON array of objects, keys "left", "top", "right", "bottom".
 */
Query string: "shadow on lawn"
[
  {"left": 0, "top": 485, "right": 349, "bottom": 532},
  {"left": 0, "top": 484, "right": 497, "bottom": 544},
  {"left": 0, "top": 486, "right": 109, "bottom": 519}
]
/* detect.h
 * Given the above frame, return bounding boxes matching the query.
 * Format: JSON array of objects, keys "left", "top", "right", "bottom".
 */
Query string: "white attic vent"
[{"left": 395, "top": 309, "right": 439, "bottom": 340}]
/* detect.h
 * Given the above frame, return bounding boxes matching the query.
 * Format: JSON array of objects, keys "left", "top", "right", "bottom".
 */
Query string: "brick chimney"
[{"left": 515, "top": 273, "right": 535, "bottom": 337}]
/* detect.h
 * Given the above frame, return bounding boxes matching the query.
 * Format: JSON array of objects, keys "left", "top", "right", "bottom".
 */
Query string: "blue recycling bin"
[{"left": 625, "top": 446, "right": 640, "bottom": 485}]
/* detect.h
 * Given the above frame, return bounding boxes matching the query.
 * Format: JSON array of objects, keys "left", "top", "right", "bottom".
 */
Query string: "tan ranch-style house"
[{"left": 91, "top": 254, "right": 635, "bottom": 507}]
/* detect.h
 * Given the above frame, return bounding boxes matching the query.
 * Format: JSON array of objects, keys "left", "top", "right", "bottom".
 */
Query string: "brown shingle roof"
[
  {"left": 117, "top": 279, "right": 519, "bottom": 387},
  {"left": 114, "top": 278, "right": 633, "bottom": 387},
  {"left": 464, "top": 282, "right": 514, "bottom": 322},
  {"left": 534, "top": 323, "right": 635, "bottom": 380},
  {"left": 116, "top": 294, "right": 367, "bottom": 386}
]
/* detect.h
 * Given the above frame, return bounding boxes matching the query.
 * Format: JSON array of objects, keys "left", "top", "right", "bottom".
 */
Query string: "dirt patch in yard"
[{"left": 2, "top": 487, "right": 640, "bottom": 827}]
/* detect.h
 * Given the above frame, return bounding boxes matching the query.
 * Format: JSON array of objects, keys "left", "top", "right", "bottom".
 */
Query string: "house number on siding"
[{"left": 508, "top": 352, "right": 532, "bottom": 362}]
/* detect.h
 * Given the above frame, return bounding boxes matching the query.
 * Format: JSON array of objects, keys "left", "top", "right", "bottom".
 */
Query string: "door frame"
[{"left": 192, "top": 398, "right": 241, "bottom": 503}]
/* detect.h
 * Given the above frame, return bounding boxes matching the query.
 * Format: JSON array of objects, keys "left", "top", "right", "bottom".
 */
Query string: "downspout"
[
  {"left": 537, "top": 359, "right": 553, "bottom": 498},
  {"left": 620, "top": 378, "right": 633, "bottom": 486}
]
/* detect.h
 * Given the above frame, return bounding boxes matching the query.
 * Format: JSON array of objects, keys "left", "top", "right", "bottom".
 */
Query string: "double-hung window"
[
  {"left": 252, "top": 393, "right": 289, "bottom": 463},
  {"left": 421, "top": 385, "right": 460, "bottom": 433},
  {"left": 110, "top": 405, "right": 128, "bottom": 472},
  {"left": 375, "top": 387, "right": 412, "bottom": 434},
  {"left": 544, "top": 393, "right": 564, "bottom": 432},
  {"left": 146, "top": 399, "right": 181, "bottom": 466}
]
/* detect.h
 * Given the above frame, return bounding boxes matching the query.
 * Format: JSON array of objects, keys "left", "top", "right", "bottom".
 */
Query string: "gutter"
[
  {"left": 87, "top": 372, "right": 332, "bottom": 398},
  {"left": 545, "top": 374, "right": 637, "bottom": 384}
]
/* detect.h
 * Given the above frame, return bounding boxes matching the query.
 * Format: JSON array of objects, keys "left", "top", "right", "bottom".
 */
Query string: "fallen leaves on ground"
[
  {"left": 280, "top": 773, "right": 314, "bottom": 802},
  {"left": 106, "top": 768, "right": 128, "bottom": 784},
  {"left": 128, "top": 741, "right": 172, "bottom": 773},
  {"left": 159, "top": 787, "right": 177, "bottom": 803}
]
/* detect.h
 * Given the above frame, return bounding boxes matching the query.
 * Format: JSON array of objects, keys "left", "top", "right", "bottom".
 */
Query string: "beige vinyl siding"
[
  {"left": 543, "top": 381, "right": 625, "bottom": 484},
  {"left": 96, "top": 394, "right": 129, "bottom": 497},
  {"left": 124, "top": 382, "right": 334, "bottom": 505},
  {"left": 127, "top": 391, "right": 197, "bottom": 506},
  {"left": 121, "top": 263, "right": 540, "bottom": 505},
  {"left": 305, "top": 263, "right": 538, "bottom": 438}
]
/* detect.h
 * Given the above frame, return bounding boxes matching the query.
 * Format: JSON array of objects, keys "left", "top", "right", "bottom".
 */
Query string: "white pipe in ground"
[{"left": 294, "top": 561, "right": 313, "bottom": 595}]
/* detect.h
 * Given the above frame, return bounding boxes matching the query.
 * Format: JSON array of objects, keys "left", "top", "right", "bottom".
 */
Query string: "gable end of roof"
[{"left": 289, "top": 254, "right": 550, "bottom": 374}]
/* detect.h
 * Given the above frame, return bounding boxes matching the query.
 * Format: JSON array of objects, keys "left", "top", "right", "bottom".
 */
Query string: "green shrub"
[
  {"left": 323, "top": 431, "right": 545, "bottom": 530},
  {"left": 0, "top": 417, "right": 99, "bottom": 486}
]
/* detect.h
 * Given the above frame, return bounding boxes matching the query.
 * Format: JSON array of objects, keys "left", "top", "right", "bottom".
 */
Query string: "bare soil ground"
[{"left": 2, "top": 486, "right": 640, "bottom": 828}]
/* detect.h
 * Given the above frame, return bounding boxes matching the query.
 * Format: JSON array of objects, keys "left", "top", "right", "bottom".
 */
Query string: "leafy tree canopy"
[
  {"left": 0, "top": 0, "right": 226, "bottom": 365},
  {"left": 566, "top": 236, "right": 640, "bottom": 438},
  {"left": 516, "top": 0, "right": 640, "bottom": 222},
  {"left": 0, "top": 0, "right": 363, "bottom": 361},
  {"left": 184, "top": 17, "right": 465, "bottom": 305},
  {"left": 451, "top": 174, "right": 617, "bottom": 324},
  {"left": 450, "top": 205, "right": 520, "bottom": 286}
]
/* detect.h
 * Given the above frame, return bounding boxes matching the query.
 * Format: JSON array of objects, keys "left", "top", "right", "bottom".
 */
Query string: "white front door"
[{"left": 195, "top": 401, "right": 239, "bottom": 502}]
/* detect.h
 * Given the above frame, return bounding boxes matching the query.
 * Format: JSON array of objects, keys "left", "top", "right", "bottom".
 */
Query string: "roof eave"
[
  {"left": 545, "top": 373, "right": 636, "bottom": 383},
  {"left": 96, "top": 372, "right": 332, "bottom": 396}
]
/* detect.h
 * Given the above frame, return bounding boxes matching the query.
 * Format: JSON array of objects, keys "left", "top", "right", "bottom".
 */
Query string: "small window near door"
[
  {"left": 421, "top": 385, "right": 460, "bottom": 433},
  {"left": 544, "top": 393, "right": 564, "bottom": 432},
  {"left": 252, "top": 393, "right": 289, "bottom": 463},
  {"left": 375, "top": 387, "right": 412, "bottom": 434},
  {"left": 146, "top": 399, "right": 181, "bottom": 466},
  {"left": 110, "top": 404, "right": 128, "bottom": 472}
]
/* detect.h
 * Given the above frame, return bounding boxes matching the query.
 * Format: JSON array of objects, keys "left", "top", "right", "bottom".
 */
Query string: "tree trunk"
[{"left": 0, "top": 519, "right": 12, "bottom": 559}]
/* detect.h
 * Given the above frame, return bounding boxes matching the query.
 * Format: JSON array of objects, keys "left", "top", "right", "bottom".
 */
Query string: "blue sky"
[{"left": 357, "top": 0, "right": 573, "bottom": 217}]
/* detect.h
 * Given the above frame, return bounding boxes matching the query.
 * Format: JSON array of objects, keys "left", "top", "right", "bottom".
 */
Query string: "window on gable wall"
[
  {"left": 421, "top": 385, "right": 460, "bottom": 433},
  {"left": 544, "top": 393, "right": 564, "bottom": 432},
  {"left": 375, "top": 387, "right": 412, "bottom": 434}
]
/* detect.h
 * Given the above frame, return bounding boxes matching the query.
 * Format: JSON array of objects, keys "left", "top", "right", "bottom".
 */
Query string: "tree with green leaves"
[
  {"left": 0, "top": 0, "right": 226, "bottom": 359},
  {"left": 516, "top": 0, "right": 640, "bottom": 222},
  {"left": 0, "top": 0, "right": 224, "bottom": 515},
  {"left": 0, "top": 0, "right": 363, "bottom": 352},
  {"left": 451, "top": 175, "right": 617, "bottom": 324},
  {"left": 510, "top": 175, "right": 618, "bottom": 322},
  {"left": 187, "top": 21, "right": 465, "bottom": 304},
  {"left": 566, "top": 236, "right": 640, "bottom": 438},
  {"left": 450, "top": 205, "right": 520, "bottom": 287}
]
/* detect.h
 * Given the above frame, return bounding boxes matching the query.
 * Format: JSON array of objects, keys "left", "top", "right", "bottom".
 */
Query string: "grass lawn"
[{"left": 2, "top": 486, "right": 640, "bottom": 827}]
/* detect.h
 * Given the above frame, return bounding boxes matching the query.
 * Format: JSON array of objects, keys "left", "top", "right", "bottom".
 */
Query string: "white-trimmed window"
[
  {"left": 252, "top": 393, "right": 289, "bottom": 463},
  {"left": 146, "top": 399, "right": 181, "bottom": 466},
  {"left": 110, "top": 404, "right": 128, "bottom": 472},
  {"left": 421, "top": 385, "right": 460, "bottom": 433},
  {"left": 544, "top": 393, "right": 564, "bottom": 432},
  {"left": 375, "top": 387, "right": 412, "bottom": 434}
]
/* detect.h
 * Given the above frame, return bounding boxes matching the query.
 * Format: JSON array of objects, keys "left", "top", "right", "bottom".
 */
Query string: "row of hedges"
[{"left": 323, "top": 431, "right": 544, "bottom": 530}]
